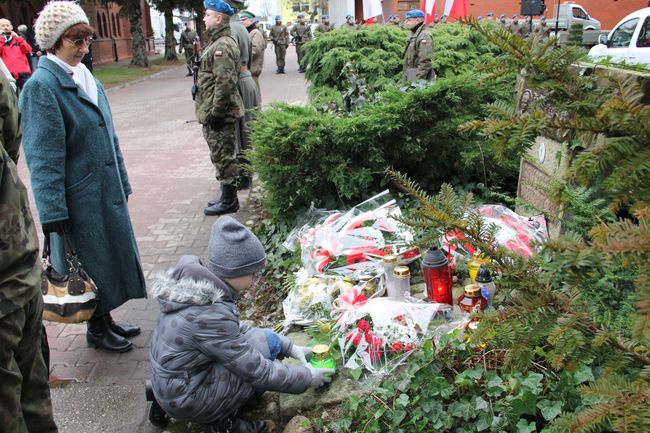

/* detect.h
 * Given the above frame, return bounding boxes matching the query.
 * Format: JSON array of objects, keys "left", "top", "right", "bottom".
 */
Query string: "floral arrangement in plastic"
[
  {"left": 332, "top": 287, "right": 462, "bottom": 375},
  {"left": 283, "top": 191, "right": 420, "bottom": 278}
]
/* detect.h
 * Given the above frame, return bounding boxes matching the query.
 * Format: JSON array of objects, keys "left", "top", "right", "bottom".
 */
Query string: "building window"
[
  {"left": 291, "top": 2, "right": 310, "bottom": 12},
  {"left": 97, "top": 12, "right": 103, "bottom": 37},
  {"left": 102, "top": 13, "right": 108, "bottom": 37},
  {"left": 396, "top": 1, "right": 420, "bottom": 13},
  {"left": 111, "top": 14, "right": 117, "bottom": 36}
]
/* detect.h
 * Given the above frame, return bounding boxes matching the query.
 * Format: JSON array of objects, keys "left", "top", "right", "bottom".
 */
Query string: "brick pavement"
[{"left": 16, "top": 47, "right": 307, "bottom": 432}]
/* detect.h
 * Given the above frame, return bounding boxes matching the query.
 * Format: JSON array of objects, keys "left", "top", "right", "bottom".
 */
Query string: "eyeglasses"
[{"left": 65, "top": 36, "right": 94, "bottom": 47}]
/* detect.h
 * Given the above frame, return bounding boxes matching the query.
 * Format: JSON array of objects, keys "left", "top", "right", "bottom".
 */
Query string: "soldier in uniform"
[
  {"left": 179, "top": 22, "right": 198, "bottom": 76},
  {"left": 315, "top": 15, "right": 335, "bottom": 34},
  {"left": 240, "top": 11, "right": 265, "bottom": 98},
  {"left": 0, "top": 62, "right": 58, "bottom": 433},
  {"left": 291, "top": 13, "right": 312, "bottom": 73},
  {"left": 341, "top": 15, "right": 359, "bottom": 30},
  {"left": 403, "top": 9, "right": 434, "bottom": 82},
  {"left": 196, "top": 0, "right": 245, "bottom": 216},
  {"left": 498, "top": 13, "right": 508, "bottom": 28},
  {"left": 270, "top": 15, "right": 289, "bottom": 74},
  {"left": 388, "top": 14, "right": 401, "bottom": 26},
  {"left": 223, "top": 0, "right": 259, "bottom": 191},
  {"left": 531, "top": 15, "right": 550, "bottom": 39},
  {"left": 507, "top": 14, "right": 522, "bottom": 35},
  {"left": 520, "top": 15, "right": 533, "bottom": 38}
]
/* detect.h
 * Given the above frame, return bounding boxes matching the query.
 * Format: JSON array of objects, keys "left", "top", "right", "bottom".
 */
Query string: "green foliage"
[
  {"left": 463, "top": 19, "right": 650, "bottom": 212},
  {"left": 303, "top": 26, "right": 407, "bottom": 92},
  {"left": 249, "top": 74, "right": 516, "bottom": 218},
  {"left": 431, "top": 22, "right": 505, "bottom": 79},
  {"left": 238, "top": 218, "right": 301, "bottom": 326}
]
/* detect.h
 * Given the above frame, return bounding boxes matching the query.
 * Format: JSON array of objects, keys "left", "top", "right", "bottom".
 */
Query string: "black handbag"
[{"left": 41, "top": 230, "right": 98, "bottom": 323}]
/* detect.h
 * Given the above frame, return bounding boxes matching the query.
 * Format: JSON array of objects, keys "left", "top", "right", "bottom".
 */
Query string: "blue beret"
[
  {"left": 275, "top": 15, "right": 281, "bottom": 20},
  {"left": 540, "top": 15, "right": 546, "bottom": 20},
  {"left": 487, "top": 12, "right": 494, "bottom": 17},
  {"left": 499, "top": 13, "right": 507, "bottom": 19},
  {"left": 322, "top": 15, "right": 329, "bottom": 19},
  {"left": 405, "top": 9, "right": 425, "bottom": 19},
  {"left": 345, "top": 14, "right": 353, "bottom": 19},
  {"left": 434, "top": 13, "right": 439, "bottom": 17},
  {"left": 477, "top": 16, "right": 483, "bottom": 20},
  {"left": 297, "top": 13, "right": 304, "bottom": 18},
  {"left": 512, "top": 14, "right": 518, "bottom": 18},
  {"left": 204, "top": 0, "right": 234, "bottom": 15}
]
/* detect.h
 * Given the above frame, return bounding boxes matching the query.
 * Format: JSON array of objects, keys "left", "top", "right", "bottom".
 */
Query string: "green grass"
[{"left": 94, "top": 54, "right": 182, "bottom": 88}]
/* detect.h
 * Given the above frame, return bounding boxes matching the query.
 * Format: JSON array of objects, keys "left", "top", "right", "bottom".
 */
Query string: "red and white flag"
[
  {"left": 443, "top": 0, "right": 468, "bottom": 20},
  {"left": 363, "top": 0, "right": 382, "bottom": 22},
  {"left": 420, "top": 0, "right": 436, "bottom": 24}
]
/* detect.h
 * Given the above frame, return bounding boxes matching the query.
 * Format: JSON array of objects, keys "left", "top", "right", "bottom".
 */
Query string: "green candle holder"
[{"left": 309, "top": 344, "right": 336, "bottom": 377}]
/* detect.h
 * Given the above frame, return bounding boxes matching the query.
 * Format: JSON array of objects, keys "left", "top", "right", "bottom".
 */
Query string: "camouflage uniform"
[
  {"left": 180, "top": 28, "right": 198, "bottom": 70},
  {"left": 531, "top": 23, "right": 550, "bottom": 39},
  {"left": 0, "top": 67, "right": 58, "bottom": 433},
  {"left": 403, "top": 22, "right": 434, "bottom": 81},
  {"left": 270, "top": 23, "right": 289, "bottom": 69},
  {"left": 315, "top": 22, "right": 335, "bottom": 34},
  {"left": 290, "top": 22, "right": 312, "bottom": 71},
  {"left": 340, "top": 22, "right": 359, "bottom": 30},
  {"left": 249, "top": 27, "right": 266, "bottom": 95},
  {"left": 195, "top": 24, "right": 245, "bottom": 187}
]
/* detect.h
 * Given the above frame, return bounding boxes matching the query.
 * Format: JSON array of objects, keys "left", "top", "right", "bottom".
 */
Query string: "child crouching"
[{"left": 149, "top": 216, "right": 333, "bottom": 433}]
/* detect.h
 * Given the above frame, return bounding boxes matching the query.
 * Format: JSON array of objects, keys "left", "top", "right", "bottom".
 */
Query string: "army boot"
[
  {"left": 204, "top": 184, "right": 239, "bottom": 215},
  {"left": 279, "top": 67, "right": 286, "bottom": 74}
]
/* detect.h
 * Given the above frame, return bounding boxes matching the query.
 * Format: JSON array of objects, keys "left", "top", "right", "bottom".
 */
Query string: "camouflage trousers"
[
  {"left": 183, "top": 47, "right": 194, "bottom": 67},
  {"left": 295, "top": 43, "right": 305, "bottom": 68},
  {"left": 0, "top": 294, "right": 57, "bottom": 433},
  {"left": 274, "top": 44, "right": 287, "bottom": 68},
  {"left": 203, "top": 121, "right": 242, "bottom": 187}
]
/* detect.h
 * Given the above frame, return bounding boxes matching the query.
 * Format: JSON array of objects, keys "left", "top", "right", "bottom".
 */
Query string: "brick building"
[{"left": 0, "top": 0, "right": 154, "bottom": 65}]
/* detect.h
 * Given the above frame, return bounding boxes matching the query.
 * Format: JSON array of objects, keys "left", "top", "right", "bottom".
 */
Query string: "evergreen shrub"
[{"left": 249, "top": 74, "right": 516, "bottom": 218}]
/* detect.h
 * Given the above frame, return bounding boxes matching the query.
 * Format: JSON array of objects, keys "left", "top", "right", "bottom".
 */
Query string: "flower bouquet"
[
  {"left": 284, "top": 191, "right": 420, "bottom": 278},
  {"left": 333, "top": 291, "right": 462, "bottom": 375}
]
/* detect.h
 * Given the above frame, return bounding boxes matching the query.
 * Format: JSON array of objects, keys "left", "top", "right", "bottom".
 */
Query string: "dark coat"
[
  {"left": 150, "top": 255, "right": 311, "bottom": 423},
  {"left": 19, "top": 57, "right": 146, "bottom": 315}
]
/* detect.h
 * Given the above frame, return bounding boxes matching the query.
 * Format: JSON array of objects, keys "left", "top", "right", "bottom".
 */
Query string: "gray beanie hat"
[
  {"left": 208, "top": 216, "right": 266, "bottom": 278},
  {"left": 35, "top": 1, "right": 89, "bottom": 50}
]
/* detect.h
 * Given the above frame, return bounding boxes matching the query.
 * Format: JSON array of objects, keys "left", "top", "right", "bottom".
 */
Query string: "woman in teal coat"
[{"left": 20, "top": 1, "right": 146, "bottom": 352}]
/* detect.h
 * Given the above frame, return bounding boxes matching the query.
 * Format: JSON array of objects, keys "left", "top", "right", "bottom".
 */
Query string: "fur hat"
[
  {"left": 208, "top": 217, "right": 266, "bottom": 279},
  {"left": 35, "top": 1, "right": 89, "bottom": 50}
]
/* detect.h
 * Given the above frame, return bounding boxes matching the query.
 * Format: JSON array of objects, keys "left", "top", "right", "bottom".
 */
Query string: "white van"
[{"left": 588, "top": 8, "right": 650, "bottom": 66}]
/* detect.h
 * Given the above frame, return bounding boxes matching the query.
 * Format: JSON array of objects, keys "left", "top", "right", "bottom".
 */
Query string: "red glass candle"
[{"left": 422, "top": 247, "right": 453, "bottom": 305}]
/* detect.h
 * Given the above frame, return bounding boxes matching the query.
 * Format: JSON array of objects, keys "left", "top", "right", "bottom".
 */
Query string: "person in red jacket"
[{"left": 0, "top": 18, "right": 32, "bottom": 89}]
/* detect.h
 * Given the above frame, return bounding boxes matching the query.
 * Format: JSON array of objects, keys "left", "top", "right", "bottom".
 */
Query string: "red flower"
[
  {"left": 394, "top": 315, "right": 404, "bottom": 322},
  {"left": 405, "top": 343, "right": 415, "bottom": 352},
  {"left": 391, "top": 341, "right": 404, "bottom": 354},
  {"left": 345, "top": 331, "right": 362, "bottom": 347},
  {"left": 357, "top": 319, "right": 371, "bottom": 333}
]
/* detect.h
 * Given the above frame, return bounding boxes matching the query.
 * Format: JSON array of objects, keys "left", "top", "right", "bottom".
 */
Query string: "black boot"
[
  {"left": 149, "top": 399, "right": 169, "bottom": 427},
  {"left": 186, "top": 65, "right": 194, "bottom": 77},
  {"left": 87, "top": 314, "right": 132, "bottom": 352},
  {"left": 107, "top": 313, "right": 141, "bottom": 338},
  {"left": 237, "top": 176, "right": 251, "bottom": 190},
  {"left": 279, "top": 67, "right": 286, "bottom": 74},
  {"left": 204, "top": 184, "right": 239, "bottom": 216}
]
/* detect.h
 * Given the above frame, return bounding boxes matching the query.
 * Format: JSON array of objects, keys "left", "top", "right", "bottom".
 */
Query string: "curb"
[{"left": 105, "top": 65, "right": 185, "bottom": 92}]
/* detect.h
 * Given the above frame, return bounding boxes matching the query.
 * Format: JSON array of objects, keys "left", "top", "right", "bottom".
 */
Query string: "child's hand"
[
  {"left": 288, "top": 345, "right": 311, "bottom": 365},
  {"left": 306, "top": 365, "right": 335, "bottom": 388}
]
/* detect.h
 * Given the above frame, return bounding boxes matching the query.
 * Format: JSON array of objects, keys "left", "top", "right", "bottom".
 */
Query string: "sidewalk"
[{"left": 17, "top": 46, "right": 308, "bottom": 432}]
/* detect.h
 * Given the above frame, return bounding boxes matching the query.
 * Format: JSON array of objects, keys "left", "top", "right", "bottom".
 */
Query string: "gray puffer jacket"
[{"left": 150, "top": 255, "right": 311, "bottom": 423}]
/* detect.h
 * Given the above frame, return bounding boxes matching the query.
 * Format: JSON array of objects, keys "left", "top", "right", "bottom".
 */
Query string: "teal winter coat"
[{"left": 19, "top": 57, "right": 146, "bottom": 314}]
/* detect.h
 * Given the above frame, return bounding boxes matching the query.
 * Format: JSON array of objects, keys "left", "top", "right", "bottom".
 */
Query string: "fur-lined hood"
[{"left": 150, "top": 255, "right": 235, "bottom": 313}]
